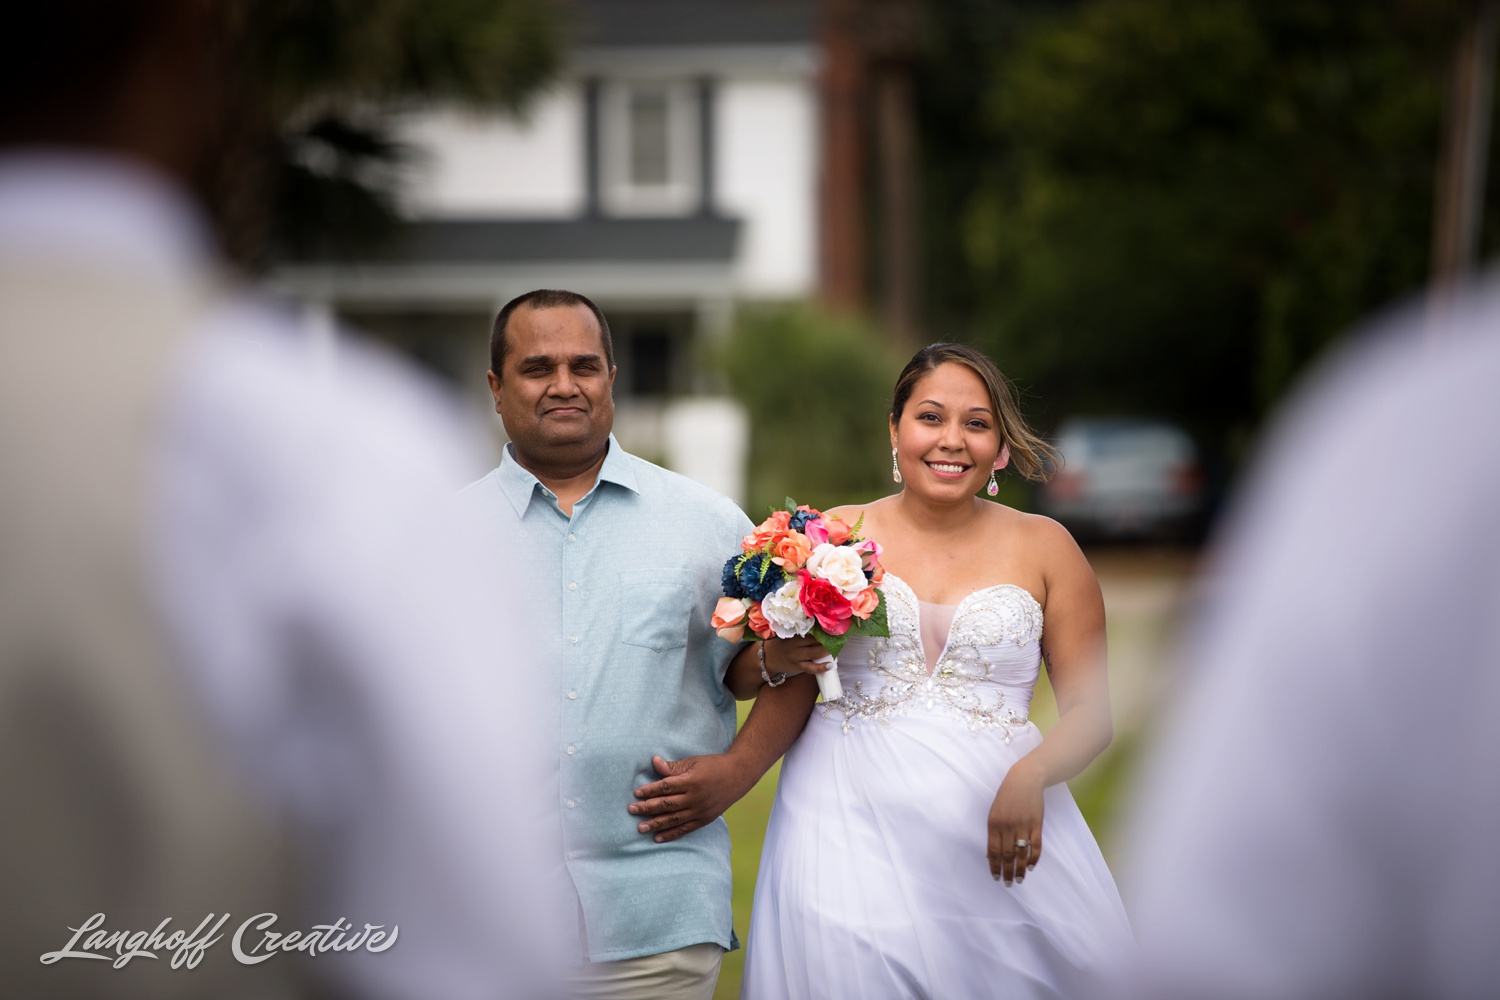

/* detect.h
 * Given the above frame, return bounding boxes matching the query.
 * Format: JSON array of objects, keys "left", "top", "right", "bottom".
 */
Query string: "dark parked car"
[{"left": 1039, "top": 417, "right": 1205, "bottom": 542}]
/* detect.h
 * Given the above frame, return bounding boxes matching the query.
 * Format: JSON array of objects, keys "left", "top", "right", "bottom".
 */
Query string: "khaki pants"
[{"left": 570, "top": 942, "right": 724, "bottom": 1000}]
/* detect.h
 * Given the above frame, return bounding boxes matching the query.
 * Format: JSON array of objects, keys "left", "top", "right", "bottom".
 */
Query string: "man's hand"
[{"left": 628, "top": 753, "right": 756, "bottom": 844}]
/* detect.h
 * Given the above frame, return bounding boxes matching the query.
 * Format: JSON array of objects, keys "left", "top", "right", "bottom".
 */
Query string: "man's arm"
[{"left": 628, "top": 673, "right": 819, "bottom": 843}]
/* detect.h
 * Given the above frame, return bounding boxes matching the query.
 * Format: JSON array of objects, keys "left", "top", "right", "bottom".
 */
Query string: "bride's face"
[{"left": 890, "top": 362, "right": 1005, "bottom": 500}]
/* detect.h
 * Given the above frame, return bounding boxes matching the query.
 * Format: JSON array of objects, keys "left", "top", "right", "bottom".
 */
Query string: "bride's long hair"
[{"left": 890, "top": 344, "right": 1059, "bottom": 483}]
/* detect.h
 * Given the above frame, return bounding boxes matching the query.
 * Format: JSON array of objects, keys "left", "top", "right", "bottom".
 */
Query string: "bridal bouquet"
[{"left": 713, "top": 499, "right": 888, "bottom": 700}]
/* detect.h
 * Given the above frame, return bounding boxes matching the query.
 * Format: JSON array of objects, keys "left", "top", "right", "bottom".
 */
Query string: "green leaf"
[
  {"left": 811, "top": 625, "right": 849, "bottom": 660},
  {"left": 784, "top": 497, "right": 799, "bottom": 514}
]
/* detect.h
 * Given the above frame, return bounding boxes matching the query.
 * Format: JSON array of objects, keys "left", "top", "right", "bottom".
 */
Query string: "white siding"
[
  {"left": 399, "top": 88, "right": 585, "bottom": 219},
  {"left": 716, "top": 78, "right": 818, "bottom": 297}
]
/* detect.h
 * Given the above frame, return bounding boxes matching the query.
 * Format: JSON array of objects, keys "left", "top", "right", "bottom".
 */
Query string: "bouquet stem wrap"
[{"left": 815, "top": 660, "right": 843, "bottom": 701}]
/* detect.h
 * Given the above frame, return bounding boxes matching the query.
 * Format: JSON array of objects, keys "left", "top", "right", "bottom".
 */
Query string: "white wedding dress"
[{"left": 741, "top": 575, "right": 1131, "bottom": 999}]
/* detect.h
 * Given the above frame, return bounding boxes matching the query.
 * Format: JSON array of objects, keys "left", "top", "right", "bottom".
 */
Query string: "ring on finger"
[{"left": 1014, "top": 838, "right": 1030, "bottom": 850}]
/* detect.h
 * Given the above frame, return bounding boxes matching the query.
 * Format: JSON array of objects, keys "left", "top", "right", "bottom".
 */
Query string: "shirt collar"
[
  {"left": 494, "top": 434, "right": 639, "bottom": 516},
  {"left": 596, "top": 435, "right": 640, "bottom": 494}
]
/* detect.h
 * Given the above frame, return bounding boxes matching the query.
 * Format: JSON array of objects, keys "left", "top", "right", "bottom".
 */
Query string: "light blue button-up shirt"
[{"left": 462, "top": 437, "right": 752, "bottom": 962}]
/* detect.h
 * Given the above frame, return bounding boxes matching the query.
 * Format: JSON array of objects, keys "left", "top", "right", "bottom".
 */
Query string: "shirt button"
[
  {"left": 565, "top": 799, "right": 577, "bottom": 809},
  {"left": 568, "top": 533, "right": 577, "bottom": 542},
  {"left": 570, "top": 636, "right": 579, "bottom": 644},
  {"left": 568, "top": 582, "right": 578, "bottom": 591},
  {"left": 566, "top": 745, "right": 576, "bottom": 755},
  {"left": 567, "top": 690, "right": 578, "bottom": 700},
  {"left": 567, "top": 851, "right": 577, "bottom": 860}
]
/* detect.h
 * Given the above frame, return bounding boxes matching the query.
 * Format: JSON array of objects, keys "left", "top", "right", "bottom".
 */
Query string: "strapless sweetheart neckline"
[{"left": 879, "top": 573, "right": 1044, "bottom": 666}]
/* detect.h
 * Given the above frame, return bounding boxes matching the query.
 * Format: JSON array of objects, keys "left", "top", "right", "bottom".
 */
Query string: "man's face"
[{"left": 488, "top": 303, "right": 616, "bottom": 467}]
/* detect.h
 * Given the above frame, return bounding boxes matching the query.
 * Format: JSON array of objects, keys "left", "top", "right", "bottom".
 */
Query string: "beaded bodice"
[{"left": 820, "top": 574, "right": 1043, "bottom": 740}]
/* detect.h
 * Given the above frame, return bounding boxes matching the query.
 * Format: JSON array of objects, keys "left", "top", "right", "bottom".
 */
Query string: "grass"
[{"left": 714, "top": 700, "right": 783, "bottom": 1000}]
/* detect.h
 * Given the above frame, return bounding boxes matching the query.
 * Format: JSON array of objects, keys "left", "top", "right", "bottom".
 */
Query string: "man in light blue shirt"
[{"left": 462, "top": 289, "right": 824, "bottom": 998}]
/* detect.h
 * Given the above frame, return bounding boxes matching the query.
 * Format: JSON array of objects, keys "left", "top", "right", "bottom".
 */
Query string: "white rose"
[
  {"left": 760, "top": 579, "right": 814, "bottom": 638},
  {"left": 805, "top": 543, "right": 868, "bottom": 599}
]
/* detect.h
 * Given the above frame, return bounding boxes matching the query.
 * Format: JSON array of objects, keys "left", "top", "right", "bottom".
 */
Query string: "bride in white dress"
[{"left": 741, "top": 344, "right": 1131, "bottom": 999}]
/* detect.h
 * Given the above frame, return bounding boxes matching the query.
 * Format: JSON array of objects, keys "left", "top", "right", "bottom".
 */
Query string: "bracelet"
[{"left": 758, "top": 642, "right": 788, "bottom": 687}]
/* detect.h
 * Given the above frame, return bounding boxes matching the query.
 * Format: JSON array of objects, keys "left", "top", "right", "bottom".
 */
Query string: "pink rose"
[
  {"left": 798, "top": 570, "right": 854, "bottom": 636},
  {"left": 803, "top": 517, "right": 829, "bottom": 546},
  {"left": 713, "top": 597, "right": 748, "bottom": 642},
  {"left": 849, "top": 586, "right": 879, "bottom": 620},
  {"left": 853, "top": 538, "right": 885, "bottom": 582}
]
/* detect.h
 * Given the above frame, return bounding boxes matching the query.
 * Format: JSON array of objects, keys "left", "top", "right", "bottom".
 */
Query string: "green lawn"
[{"left": 714, "top": 700, "right": 783, "bottom": 1000}]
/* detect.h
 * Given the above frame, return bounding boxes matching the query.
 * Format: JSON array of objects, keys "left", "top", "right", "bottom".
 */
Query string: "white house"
[{"left": 268, "top": 0, "right": 821, "bottom": 501}]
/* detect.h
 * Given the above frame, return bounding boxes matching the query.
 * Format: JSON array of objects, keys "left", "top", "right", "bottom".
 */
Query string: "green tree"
[
  {"left": 206, "top": 0, "right": 560, "bottom": 268},
  {"left": 722, "top": 306, "right": 910, "bottom": 517},
  {"left": 919, "top": 0, "right": 1468, "bottom": 463}
]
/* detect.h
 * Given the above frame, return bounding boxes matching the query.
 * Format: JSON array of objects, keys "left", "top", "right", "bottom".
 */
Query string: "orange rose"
[
  {"left": 771, "top": 531, "right": 813, "bottom": 571},
  {"left": 746, "top": 602, "right": 774, "bottom": 639},
  {"left": 824, "top": 516, "right": 854, "bottom": 546},
  {"left": 849, "top": 586, "right": 879, "bottom": 619},
  {"left": 743, "top": 510, "right": 792, "bottom": 552}
]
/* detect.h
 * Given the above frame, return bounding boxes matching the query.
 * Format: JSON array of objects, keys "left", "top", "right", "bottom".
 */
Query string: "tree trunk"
[{"left": 1430, "top": 0, "right": 1499, "bottom": 303}]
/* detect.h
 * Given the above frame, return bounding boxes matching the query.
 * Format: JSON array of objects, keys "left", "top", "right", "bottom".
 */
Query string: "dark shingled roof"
[
  {"left": 570, "top": 0, "right": 816, "bottom": 48},
  {"left": 287, "top": 216, "right": 742, "bottom": 265}
]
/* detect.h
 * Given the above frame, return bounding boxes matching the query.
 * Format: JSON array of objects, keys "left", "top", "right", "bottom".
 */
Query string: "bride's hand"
[
  {"left": 765, "top": 635, "right": 834, "bottom": 676},
  {"left": 987, "top": 758, "right": 1045, "bottom": 886}
]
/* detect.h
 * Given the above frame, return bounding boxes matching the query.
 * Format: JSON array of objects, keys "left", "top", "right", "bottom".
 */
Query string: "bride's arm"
[
  {"left": 988, "top": 517, "right": 1111, "bottom": 884},
  {"left": 726, "top": 632, "right": 846, "bottom": 695},
  {"left": 725, "top": 635, "right": 837, "bottom": 699},
  {"left": 1030, "top": 518, "right": 1114, "bottom": 778}
]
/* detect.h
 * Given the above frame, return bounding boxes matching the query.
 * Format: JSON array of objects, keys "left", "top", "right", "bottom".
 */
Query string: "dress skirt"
[{"left": 741, "top": 704, "right": 1131, "bottom": 999}]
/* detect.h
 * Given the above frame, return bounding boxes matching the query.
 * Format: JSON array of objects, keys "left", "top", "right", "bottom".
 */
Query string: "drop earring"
[
  {"left": 988, "top": 442, "right": 1010, "bottom": 497},
  {"left": 891, "top": 447, "right": 902, "bottom": 483}
]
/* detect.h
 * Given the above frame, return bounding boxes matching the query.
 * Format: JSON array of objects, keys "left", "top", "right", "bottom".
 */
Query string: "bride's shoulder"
[{"left": 983, "top": 505, "right": 1082, "bottom": 555}]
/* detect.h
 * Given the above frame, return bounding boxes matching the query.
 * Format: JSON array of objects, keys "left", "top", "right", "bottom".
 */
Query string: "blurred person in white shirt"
[
  {"left": 1121, "top": 280, "right": 1500, "bottom": 999},
  {"left": 0, "top": 2, "right": 562, "bottom": 998}
]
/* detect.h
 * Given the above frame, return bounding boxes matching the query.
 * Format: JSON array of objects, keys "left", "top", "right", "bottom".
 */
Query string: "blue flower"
[
  {"left": 788, "top": 508, "right": 816, "bottom": 532},
  {"left": 722, "top": 556, "right": 747, "bottom": 598},
  {"left": 738, "top": 552, "right": 785, "bottom": 603}
]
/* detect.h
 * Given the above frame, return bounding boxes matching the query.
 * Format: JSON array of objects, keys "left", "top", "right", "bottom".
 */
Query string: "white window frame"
[{"left": 599, "top": 78, "right": 701, "bottom": 217}]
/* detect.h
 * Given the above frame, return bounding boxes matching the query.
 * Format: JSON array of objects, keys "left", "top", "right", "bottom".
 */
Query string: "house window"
[
  {"left": 628, "top": 87, "right": 672, "bottom": 187},
  {"left": 601, "top": 80, "right": 700, "bottom": 215},
  {"left": 628, "top": 327, "right": 676, "bottom": 396}
]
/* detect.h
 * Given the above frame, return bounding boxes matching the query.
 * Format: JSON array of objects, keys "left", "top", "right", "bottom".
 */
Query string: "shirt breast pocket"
[{"left": 617, "top": 569, "right": 695, "bottom": 652}]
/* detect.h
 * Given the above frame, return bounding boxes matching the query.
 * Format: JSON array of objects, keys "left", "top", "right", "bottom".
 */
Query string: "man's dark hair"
[{"left": 489, "top": 289, "right": 613, "bottom": 377}]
